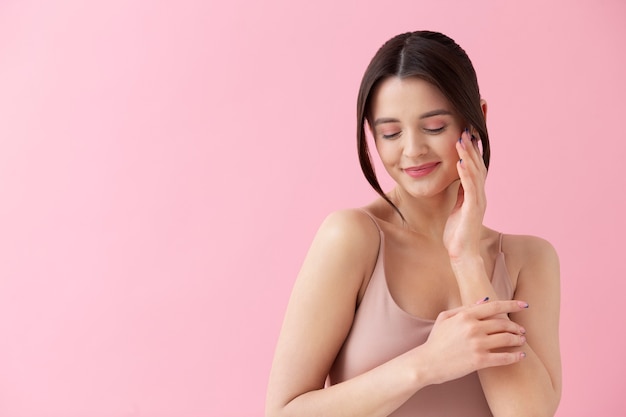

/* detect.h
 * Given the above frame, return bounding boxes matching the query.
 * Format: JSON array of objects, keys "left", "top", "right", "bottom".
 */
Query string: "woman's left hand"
[{"left": 443, "top": 128, "right": 487, "bottom": 260}]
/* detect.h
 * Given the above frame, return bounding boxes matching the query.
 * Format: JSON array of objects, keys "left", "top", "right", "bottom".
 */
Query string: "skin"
[{"left": 265, "top": 76, "right": 562, "bottom": 417}]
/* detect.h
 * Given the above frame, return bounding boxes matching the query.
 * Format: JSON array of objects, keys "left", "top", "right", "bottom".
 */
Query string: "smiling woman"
[
  {"left": 370, "top": 77, "right": 469, "bottom": 202},
  {"left": 265, "top": 31, "right": 561, "bottom": 417}
]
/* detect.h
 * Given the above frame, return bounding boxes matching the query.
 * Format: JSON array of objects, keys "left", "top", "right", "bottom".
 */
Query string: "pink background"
[{"left": 0, "top": 0, "right": 624, "bottom": 416}]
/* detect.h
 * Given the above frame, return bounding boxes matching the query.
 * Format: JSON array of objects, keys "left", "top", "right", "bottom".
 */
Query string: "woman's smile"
[
  {"left": 370, "top": 77, "right": 463, "bottom": 198},
  {"left": 403, "top": 162, "right": 441, "bottom": 178}
]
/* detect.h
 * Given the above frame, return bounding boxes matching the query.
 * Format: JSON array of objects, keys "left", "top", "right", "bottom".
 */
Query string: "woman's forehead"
[{"left": 370, "top": 76, "right": 453, "bottom": 119}]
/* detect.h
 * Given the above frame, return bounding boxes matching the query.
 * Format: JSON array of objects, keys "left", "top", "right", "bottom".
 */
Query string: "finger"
[
  {"left": 463, "top": 128, "right": 487, "bottom": 176},
  {"left": 469, "top": 128, "right": 486, "bottom": 157},
  {"left": 456, "top": 156, "right": 479, "bottom": 204},
  {"left": 436, "top": 303, "right": 467, "bottom": 320},
  {"left": 481, "top": 318, "right": 526, "bottom": 336},
  {"left": 482, "top": 332, "right": 527, "bottom": 351},
  {"left": 469, "top": 128, "right": 480, "bottom": 148},
  {"left": 472, "top": 134, "right": 481, "bottom": 153},
  {"left": 475, "top": 296, "right": 490, "bottom": 305},
  {"left": 457, "top": 129, "right": 481, "bottom": 166},
  {"left": 481, "top": 351, "right": 527, "bottom": 369},
  {"left": 471, "top": 300, "right": 529, "bottom": 320},
  {"left": 456, "top": 133, "right": 484, "bottom": 189},
  {"left": 456, "top": 141, "right": 475, "bottom": 183}
]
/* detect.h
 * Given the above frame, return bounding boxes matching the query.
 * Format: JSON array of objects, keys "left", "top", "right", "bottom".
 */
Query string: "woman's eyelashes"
[
  {"left": 377, "top": 125, "right": 446, "bottom": 139},
  {"left": 381, "top": 131, "right": 401, "bottom": 139},
  {"left": 423, "top": 125, "right": 446, "bottom": 134}
]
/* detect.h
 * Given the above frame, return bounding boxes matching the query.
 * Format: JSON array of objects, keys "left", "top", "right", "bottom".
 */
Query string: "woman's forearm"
[
  {"left": 478, "top": 344, "right": 559, "bottom": 417},
  {"left": 449, "top": 256, "right": 498, "bottom": 305},
  {"left": 266, "top": 346, "right": 431, "bottom": 417},
  {"left": 450, "top": 255, "right": 560, "bottom": 417}
]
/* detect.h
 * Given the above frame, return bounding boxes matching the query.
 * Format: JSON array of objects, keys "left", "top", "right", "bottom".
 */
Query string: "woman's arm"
[
  {"left": 265, "top": 209, "right": 428, "bottom": 417},
  {"left": 266, "top": 210, "right": 530, "bottom": 417},
  {"left": 486, "top": 236, "right": 561, "bottom": 416},
  {"left": 447, "top": 130, "right": 562, "bottom": 416},
  {"left": 450, "top": 237, "right": 561, "bottom": 417}
]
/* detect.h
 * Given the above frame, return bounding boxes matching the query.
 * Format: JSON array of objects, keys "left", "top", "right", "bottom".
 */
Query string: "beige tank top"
[{"left": 327, "top": 211, "right": 514, "bottom": 417}]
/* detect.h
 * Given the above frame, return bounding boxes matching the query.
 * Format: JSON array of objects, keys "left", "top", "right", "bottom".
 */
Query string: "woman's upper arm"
[
  {"left": 266, "top": 209, "right": 380, "bottom": 410},
  {"left": 509, "top": 235, "right": 562, "bottom": 395}
]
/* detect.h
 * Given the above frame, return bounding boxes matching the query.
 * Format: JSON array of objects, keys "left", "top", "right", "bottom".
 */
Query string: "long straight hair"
[{"left": 356, "top": 31, "right": 490, "bottom": 218}]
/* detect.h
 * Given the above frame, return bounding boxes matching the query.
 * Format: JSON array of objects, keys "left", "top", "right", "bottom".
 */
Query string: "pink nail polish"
[{"left": 517, "top": 301, "right": 529, "bottom": 308}]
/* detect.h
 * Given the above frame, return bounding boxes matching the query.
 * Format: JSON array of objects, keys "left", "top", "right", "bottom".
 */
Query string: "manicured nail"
[
  {"left": 517, "top": 301, "right": 529, "bottom": 308},
  {"left": 458, "top": 137, "right": 462, "bottom": 143},
  {"left": 520, "top": 352, "right": 527, "bottom": 359},
  {"left": 459, "top": 158, "right": 463, "bottom": 164},
  {"left": 519, "top": 326, "right": 526, "bottom": 335},
  {"left": 520, "top": 336, "right": 527, "bottom": 344},
  {"left": 475, "top": 296, "right": 489, "bottom": 304}
]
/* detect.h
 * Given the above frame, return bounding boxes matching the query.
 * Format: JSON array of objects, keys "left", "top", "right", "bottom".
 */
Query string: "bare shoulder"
[
  {"left": 501, "top": 234, "right": 560, "bottom": 298},
  {"left": 503, "top": 234, "right": 559, "bottom": 270},
  {"left": 317, "top": 208, "right": 380, "bottom": 246},
  {"left": 303, "top": 209, "right": 381, "bottom": 301}
]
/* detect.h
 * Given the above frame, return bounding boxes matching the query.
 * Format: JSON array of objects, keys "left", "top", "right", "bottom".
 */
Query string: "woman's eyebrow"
[
  {"left": 373, "top": 117, "right": 399, "bottom": 126},
  {"left": 374, "top": 109, "right": 452, "bottom": 126},
  {"left": 419, "top": 109, "right": 452, "bottom": 119}
]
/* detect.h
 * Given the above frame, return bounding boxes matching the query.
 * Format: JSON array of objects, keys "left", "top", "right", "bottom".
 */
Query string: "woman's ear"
[{"left": 480, "top": 99, "right": 488, "bottom": 123}]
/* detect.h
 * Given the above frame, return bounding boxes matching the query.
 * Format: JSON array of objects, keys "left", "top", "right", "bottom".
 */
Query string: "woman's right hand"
[{"left": 420, "top": 299, "right": 529, "bottom": 385}]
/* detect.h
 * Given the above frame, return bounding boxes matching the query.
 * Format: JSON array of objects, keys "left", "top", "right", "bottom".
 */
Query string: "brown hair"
[{"left": 356, "top": 31, "right": 490, "bottom": 217}]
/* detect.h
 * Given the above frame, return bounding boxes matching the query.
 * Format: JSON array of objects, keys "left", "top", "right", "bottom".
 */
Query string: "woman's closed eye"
[
  {"left": 377, "top": 124, "right": 446, "bottom": 139},
  {"left": 423, "top": 126, "right": 446, "bottom": 134},
  {"left": 381, "top": 131, "right": 401, "bottom": 139}
]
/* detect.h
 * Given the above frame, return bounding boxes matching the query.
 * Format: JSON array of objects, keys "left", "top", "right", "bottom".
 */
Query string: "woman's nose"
[{"left": 402, "top": 131, "right": 428, "bottom": 158}]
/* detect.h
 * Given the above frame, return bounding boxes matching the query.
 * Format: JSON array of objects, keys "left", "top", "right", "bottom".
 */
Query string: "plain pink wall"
[{"left": 0, "top": 0, "right": 624, "bottom": 416}]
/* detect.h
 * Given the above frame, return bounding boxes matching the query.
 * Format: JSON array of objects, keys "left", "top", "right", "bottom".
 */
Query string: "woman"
[{"left": 266, "top": 31, "right": 561, "bottom": 417}]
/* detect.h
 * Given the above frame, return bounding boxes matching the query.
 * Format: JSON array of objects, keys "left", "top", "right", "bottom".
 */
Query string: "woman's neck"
[{"left": 389, "top": 181, "right": 461, "bottom": 240}]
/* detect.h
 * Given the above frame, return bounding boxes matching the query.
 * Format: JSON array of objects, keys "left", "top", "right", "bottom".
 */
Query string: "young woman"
[{"left": 266, "top": 31, "right": 561, "bottom": 417}]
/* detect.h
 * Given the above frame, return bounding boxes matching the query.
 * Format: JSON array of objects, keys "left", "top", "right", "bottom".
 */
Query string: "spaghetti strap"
[
  {"left": 498, "top": 232, "right": 504, "bottom": 253},
  {"left": 357, "top": 208, "right": 383, "bottom": 233}
]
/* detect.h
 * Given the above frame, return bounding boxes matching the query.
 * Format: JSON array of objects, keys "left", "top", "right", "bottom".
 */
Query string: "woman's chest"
[{"left": 381, "top": 232, "right": 499, "bottom": 320}]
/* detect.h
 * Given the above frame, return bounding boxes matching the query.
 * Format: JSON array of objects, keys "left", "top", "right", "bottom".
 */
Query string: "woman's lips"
[{"left": 403, "top": 162, "right": 440, "bottom": 178}]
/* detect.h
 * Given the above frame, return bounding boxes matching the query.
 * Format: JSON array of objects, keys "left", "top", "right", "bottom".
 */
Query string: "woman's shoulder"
[
  {"left": 499, "top": 232, "right": 560, "bottom": 274},
  {"left": 316, "top": 207, "right": 381, "bottom": 248},
  {"left": 501, "top": 233, "right": 558, "bottom": 258},
  {"left": 311, "top": 207, "right": 383, "bottom": 273},
  {"left": 304, "top": 208, "right": 382, "bottom": 300}
]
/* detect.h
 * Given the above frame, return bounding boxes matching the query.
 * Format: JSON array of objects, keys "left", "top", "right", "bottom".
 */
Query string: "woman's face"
[{"left": 370, "top": 76, "right": 464, "bottom": 199}]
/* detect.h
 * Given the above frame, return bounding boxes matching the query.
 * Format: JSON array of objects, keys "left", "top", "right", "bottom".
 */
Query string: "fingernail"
[
  {"left": 458, "top": 137, "right": 462, "bottom": 143},
  {"left": 475, "top": 296, "right": 489, "bottom": 304},
  {"left": 520, "top": 352, "right": 527, "bottom": 359},
  {"left": 520, "top": 326, "right": 526, "bottom": 335},
  {"left": 517, "top": 301, "right": 529, "bottom": 308},
  {"left": 459, "top": 158, "right": 463, "bottom": 164},
  {"left": 520, "top": 336, "right": 527, "bottom": 344}
]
